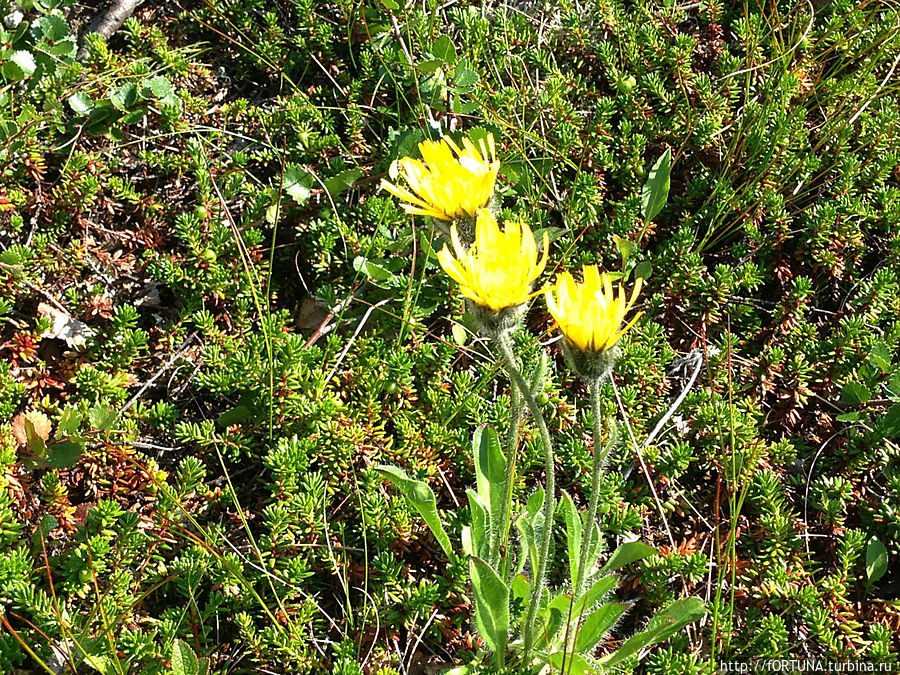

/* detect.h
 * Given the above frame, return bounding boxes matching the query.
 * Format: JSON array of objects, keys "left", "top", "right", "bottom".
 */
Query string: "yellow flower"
[
  {"left": 545, "top": 266, "right": 643, "bottom": 353},
  {"left": 437, "top": 210, "right": 549, "bottom": 312},
  {"left": 380, "top": 133, "right": 499, "bottom": 220}
]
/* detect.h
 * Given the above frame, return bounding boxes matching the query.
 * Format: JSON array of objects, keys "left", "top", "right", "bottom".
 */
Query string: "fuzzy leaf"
[
  {"left": 466, "top": 489, "right": 489, "bottom": 560},
  {"left": 548, "top": 651, "right": 594, "bottom": 675},
  {"left": 598, "top": 541, "right": 657, "bottom": 575},
  {"left": 576, "top": 602, "right": 629, "bottom": 653},
  {"left": 598, "top": 597, "right": 705, "bottom": 669},
  {"left": 171, "top": 639, "right": 200, "bottom": 675},
  {"left": 561, "top": 491, "right": 582, "bottom": 587},
  {"left": 470, "top": 556, "right": 509, "bottom": 657},
  {"left": 376, "top": 465, "right": 453, "bottom": 559},
  {"left": 473, "top": 425, "right": 506, "bottom": 535}
]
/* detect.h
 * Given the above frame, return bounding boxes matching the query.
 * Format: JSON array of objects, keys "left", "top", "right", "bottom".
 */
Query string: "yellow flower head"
[
  {"left": 381, "top": 133, "right": 499, "bottom": 220},
  {"left": 545, "top": 266, "right": 643, "bottom": 353},
  {"left": 437, "top": 210, "right": 549, "bottom": 312}
]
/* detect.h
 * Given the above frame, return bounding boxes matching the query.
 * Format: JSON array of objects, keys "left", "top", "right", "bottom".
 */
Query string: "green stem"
[
  {"left": 573, "top": 375, "right": 610, "bottom": 601},
  {"left": 494, "top": 332, "right": 555, "bottom": 665},
  {"left": 492, "top": 379, "right": 521, "bottom": 575}
]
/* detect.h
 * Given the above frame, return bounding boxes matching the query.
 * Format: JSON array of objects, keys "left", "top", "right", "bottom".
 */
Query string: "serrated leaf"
[
  {"left": 869, "top": 342, "right": 892, "bottom": 373},
  {"left": 878, "top": 404, "right": 900, "bottom": 438},
  {"left": 47, "top": 441, "right": 83, "bottom": 469},
  {"left": 33, "top": 13, "right": 69, "bottom": 41},
  {"left": 376, "top": 465, "right": 453, "bottom": 558},
  {"left": 866, "top": 535, "right": 888, "bottom": 588},
  {"left": 145, "top": 75, "right": 172, "bottom": 99},
  {"left": 417, "top": 58, "right": 444, "bottom": 74},
  {"left": 352, "top": 256, "right": 395, "bottom": 284},
  {"left": 109, "top": 82, "right": 138, "bottom": 111},
  {"left": 841, "top": 381, "right": 871, "bottom": 405},
  {"left": 68, "top": 91, "right": 93, "bottom": 115},
  {"left": 283, "top": 166, "right": 313, "bottom": 205},
  {"left": 640, "top": 149, "right": 671, "bottom": 222},
  {"left": 431, "top": 35, "right": 456, "bottom": 63},
  {"left": 171, "top": 639, "right": 200, "bottom": 675},
  {"left": 88, "top": 404, "right": 117, "bottom": 432},
  {"left": 11, "top": 50, "right": 37, "bottom": 76},
  {"left": 324, "top": 167, "right": 363, "bottom": 196},
  {"left": 470, "top": 557, "right": 509, "bottom": 657},
  {"left": 453, "top": 67, "right": 478, "bottom": 90}
]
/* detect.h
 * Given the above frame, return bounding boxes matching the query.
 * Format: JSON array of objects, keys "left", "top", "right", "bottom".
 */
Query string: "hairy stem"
[
  {"left": 574, "top": 374, "right": 610, "bottom": 600},
  {"left": 491, "top": 379, "right": 521, "bottom": 575},
  {"left": 494, "top": 332, "right": 555, "bottom": 664}
]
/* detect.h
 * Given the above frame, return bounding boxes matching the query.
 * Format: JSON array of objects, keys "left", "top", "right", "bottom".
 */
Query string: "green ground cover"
[{"left": 1, "top": 0, "right": 899, "bottom": 672}]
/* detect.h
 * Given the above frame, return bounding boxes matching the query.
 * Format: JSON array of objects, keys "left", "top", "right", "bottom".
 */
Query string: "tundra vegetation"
[{"left": 0, "top": 0, "right": 898, "bottom": 673}]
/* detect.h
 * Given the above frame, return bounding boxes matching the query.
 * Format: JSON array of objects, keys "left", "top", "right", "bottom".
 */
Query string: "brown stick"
[{"left": 77, "top": 0, "right": 144, "bottom": 60}]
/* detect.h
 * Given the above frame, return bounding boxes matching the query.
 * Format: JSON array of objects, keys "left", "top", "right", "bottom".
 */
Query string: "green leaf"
[
  {"left": 453, "top": 67, "right": 478, "bottom": 91},
  {"left": 11, "top": 50, "right": 37, "bottom": 76},
  {"left": 548, "top": 651, "right": 594, "bottom": 675},
  {"left": 841, "top": 381, "right": 871, "bottom": 405},
  {"left": 888, "top": 370, "right": 900, "bottom": 398},
  {"left": 561, "top": 491, "right": 582, "bottom": 587},
  {"left": 144, "top": 75, "right": 173, "bottom": 99},
  {"left": 836, "top": 412, "right": 864, "bottom": 423},
  {"left": 57, "top": 408, "right": 82, "bottom": 436},
  {"left": 283, "top": 166, "right": 313, "bottom": 205},
  {"left": 633, "top": 260, "right": 652, "bottom": 281},
  {"left": 640, "top": 148, "right": 671, "bottom": 222},
  {"left": 466, "top": 489, "right": 489, "bottom": 560},
  {"left": 869, "top": 342, "right": 892, "bottom": 373},
  {"left": 866, "top": 535, "right": 888, "bottom": 588},
  {"left": 375, "top": 465, "right": 453, "bottom": 558},
  {"left": 613, "top": 235, "right": 637, "bottom": 267},
  {"left": 324, "top": 168, "right": 363, "bottom": 196},
  {"left": 217, "top": 405, "right": 253, "bottom": 427},
  {"left": 598, "top": 597, "right": 705, "bottom": 669},
  {"left": 47, "top": 441, "right": 83, "bottom": 469},
  {"left": 515, "top": 487, "right": 544, "bottom": 578},
  {"left": 878, "top": 404, "right": 900, "bottom": 438},
  {"left": 575, "top": 602, "right": 628, "bottom": 653},
  {"left": 470, "top": 557, "right": 509, "bottom": 658},
  {"left": 352, "top": 256, "right": 395, "bottom": 284},
  {"left": 431, "top": 35, "right": 456, "bottom": 63},
  {"left": 83, "top": 654, "right": 116, "bottom": 675},
  {"left": 68, "top": 91, "right": 93, "bottom": 115},
  {"left": 88, "top": 404, "right": 117, "bottom": 432},
  {"left": 33, "top": 14, "right": 69, "bottom": 41},
  {"left": 451, "top": 322, "right": 468, "bottom": 346},
  {"left": 171, "top": 639, "right": 200, "bottom": 675},
  {"left": 473, "top": 425, "right": 506, "bottom": 533},
  {"left": 573, "top": 574, "right": 618, "bottom": 616},
  {"left": 511, "top": 573, "right": 531, "bottom": 611},
  {"left": 109, "top": 82, "right": 138, "bottom": 111},
  {"left": 417, "top": 58, "right": 444, "bottom": 74},
  {"left": 599, "top": 541, "right": 657, "bottom": 575}
]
